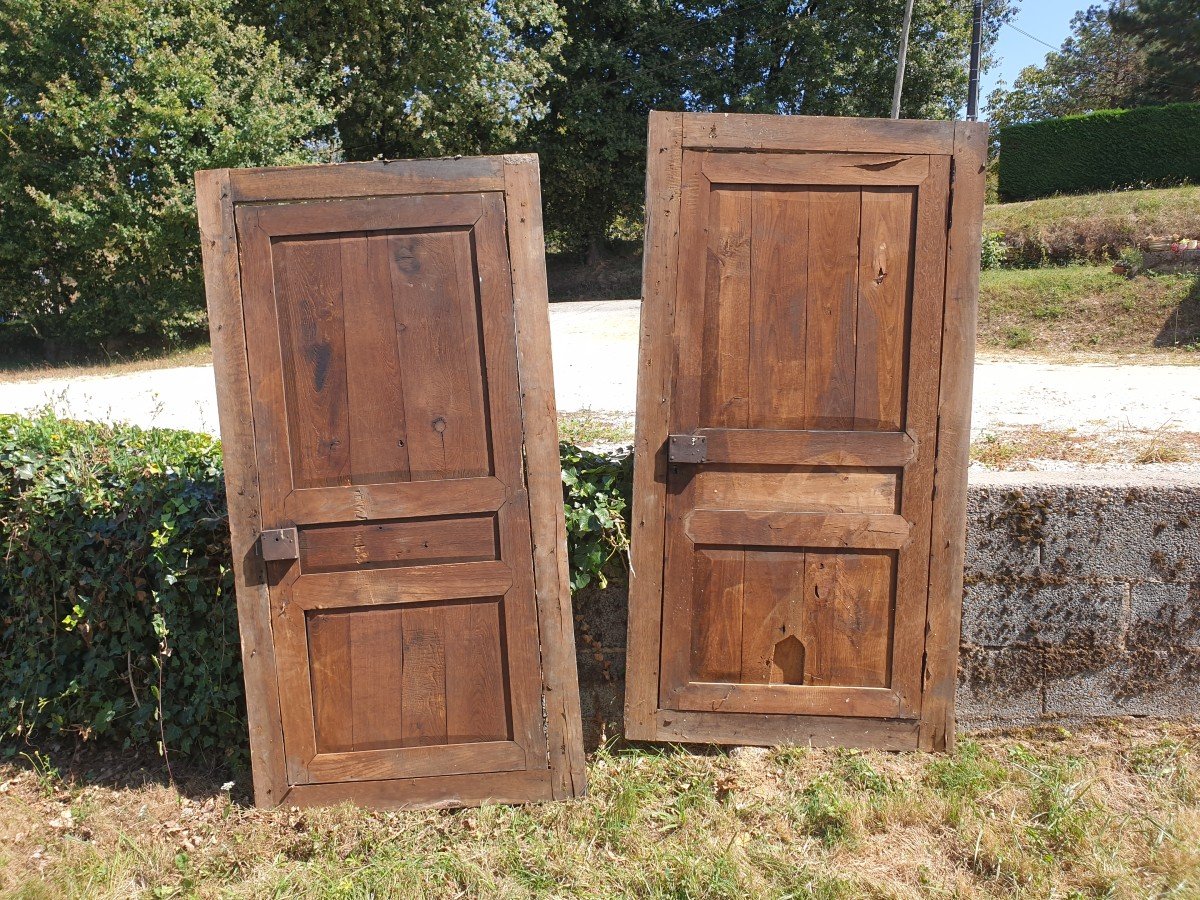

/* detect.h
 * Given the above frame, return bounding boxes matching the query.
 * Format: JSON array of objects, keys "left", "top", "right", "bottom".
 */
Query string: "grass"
[
  {"left": 558, "top": 412, "right": 635, "bottom": 447},
  {"left": 984, "top": 185, "right": 1200, "bottom": 265},
  {"left": 0, "top": 721, "right": 1196, "bottom": 898},
  {"left": 977, "top": 266, "right": 1200, "bottom": 355},
  {"left": 0, "top": 343, "right": 213, "bottom": 383},
  {"left": 971, "top": 425, "right": 1200, "bottom": 469}
]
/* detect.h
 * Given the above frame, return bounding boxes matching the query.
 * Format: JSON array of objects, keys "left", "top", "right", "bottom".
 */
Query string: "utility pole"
[
  {"left": 891, "top": 0, "right": 916, "bottom": 118},
  {"left": 967, "top": 0, "right": 984, "bottom": 120}
]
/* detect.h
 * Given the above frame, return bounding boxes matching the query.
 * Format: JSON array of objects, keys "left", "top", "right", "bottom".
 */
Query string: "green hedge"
[
  {"left": 998, "top": 103, "right": 1200, "bottom": 202},
  {"left": 0, "top": 414, "right": 630, "bottom": 762}
]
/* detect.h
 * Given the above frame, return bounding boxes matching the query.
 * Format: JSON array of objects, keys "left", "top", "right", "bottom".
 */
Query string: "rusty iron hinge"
[
  {"left": 668, "top": 433, "right": 707, "bottom": 463},
  {"left": 259, "top": 527, "right": 299, "bottom": 561}
]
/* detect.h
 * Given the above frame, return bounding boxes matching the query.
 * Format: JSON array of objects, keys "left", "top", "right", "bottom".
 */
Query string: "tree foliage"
[
  {"left": 1111, "top": 0, "right": 1200, "bottom": 104},
  {"left": 0, "top": 0, "right": 333, "bottom": 350},
  {"left": 539, "top": 0, "right": 1015, "bottom": 252},
  {"left": 987, "top": 1, "right": 1148, "bottom": 131},
  {"left": 239, "top": 0, "right": 566, "bottom": 160}
]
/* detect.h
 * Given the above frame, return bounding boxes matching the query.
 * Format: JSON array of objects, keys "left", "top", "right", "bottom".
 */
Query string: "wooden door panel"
[
  {"left": 625, "top": 112, "right": 987, "bottom": 750},
  {"left": 198, "top": 156, "right": 584, "bottom": 808}
]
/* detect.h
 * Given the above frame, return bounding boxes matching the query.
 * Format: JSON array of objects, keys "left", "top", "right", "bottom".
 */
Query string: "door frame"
[
  {"left": 623, "top": 112, "right": 987, "bottom": 751},
  {"left": 196, "top": 155, "right": 585, "bottom": 807}
]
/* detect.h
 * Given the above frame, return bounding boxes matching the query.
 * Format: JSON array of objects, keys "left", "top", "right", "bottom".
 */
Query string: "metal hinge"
[
  {"left": 259, "top": 527, "right": 299, "bottom": 561},
  {"left": 668, "top": 433, "right": 707, "bottom": 463}
]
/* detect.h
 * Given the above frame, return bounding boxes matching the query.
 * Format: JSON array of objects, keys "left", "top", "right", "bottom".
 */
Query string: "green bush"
[
  {"left": 0, "top": 0, "right": 334, "bottom": 355},
  {"left": 0, "top": 415, "right": 632, "bottom": 760},
  {"left": 998, "top": 103, "right": 1200, "bottom": 202}
]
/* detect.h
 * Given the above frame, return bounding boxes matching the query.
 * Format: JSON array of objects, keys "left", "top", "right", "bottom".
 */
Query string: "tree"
[
  {"left": 239, "top": 0, "right": 566, "bottom": 160},
  {"left": 1111, "top": 0, "right": 1200, "bottom": 103},
  {"left": 0, "top": 0, "right": 333, "bottom": 352},
  {"left": 987, "top": 1, "right": 1148, "bottom": 131},
  {"left": 538, "top": 0, "right": 1015, "bottom": 253}
]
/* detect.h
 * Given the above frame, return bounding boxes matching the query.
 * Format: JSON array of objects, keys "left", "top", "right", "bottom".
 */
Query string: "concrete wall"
[{"left": 571, "top": 469, "right": 1200, "bottom": 745}]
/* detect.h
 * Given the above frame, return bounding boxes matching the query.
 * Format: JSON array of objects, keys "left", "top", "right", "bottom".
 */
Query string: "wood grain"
[
  {"left": 692, "top": 469, "right": 898, "bottom": 514},
  {"left": 695, "top": 429, "right": 916, "bottom": 466},
  {"left": 624, "top": 111, "right": 684, "bottom": 739},
  {"left": 684, "top": 510, "right": 912, "bottom": 549},
  {"left": 291, "top": 561, "right": 513, "bottom": 610},
  {"left": 196, "top": 169, "right": 288, "bottom": 806},
  {"left": 226, "top": 157, "right": 504, "bottom": 202},
  {"left": 704, "top": 152, "right": 930, "bottom": 186},
  {"left": 299, "top": 516, "right": 497, "bottom": 573},
  {"left": 655, "top": 710, "right": 920, "bottom": 749},
  {"left": 681, "top": 112, "right": 956, "bottom": 155}
]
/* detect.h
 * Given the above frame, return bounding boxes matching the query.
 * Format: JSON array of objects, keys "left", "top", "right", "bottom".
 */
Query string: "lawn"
[
  {"left": 1, "top": 721, "right": 1196, "bottom": 898},
  {"left": 977, "top": 266, "right": 1200, "bottom": 355}
]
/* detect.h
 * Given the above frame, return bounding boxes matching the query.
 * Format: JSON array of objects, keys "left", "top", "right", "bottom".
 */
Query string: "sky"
[{"left": 980, "top": 0, "right": 1086, "bottom": 111}]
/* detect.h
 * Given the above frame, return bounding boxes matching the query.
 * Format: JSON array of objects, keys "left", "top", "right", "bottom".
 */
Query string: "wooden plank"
[
  {"left": 748, "top": 188, "right": 809, "bottom": 429},
  {"left": 400, "top": 605, "right": 448, "bottom": 746},
  {"left": 273, "top": 236, "right": 351, "bottom": 488},
  {"left": 246, "top": 193, "right": 483, "bottom": 237},
  {"left": 308, "top": 613, "right": 353, "bottom": 752},
  {"left": 739, "top": 549, "right": 806, "bottom": 684},
  {"left": 671, "top": 682, "right": 903, "bottom": 718},
  {"left": 696, "top": 428, "right": 916, "bottom": 466},
  {"left": 474, "top": 185, "right": 555, "bottom": 776},
  {"left": 502, "top": 155, "right": 586, "bottom": 797},
  {"left": 299, "top": 516, "right": 497, "bottom": 573},
  {"left": 681, "top": 113, "right": 957, "bottom": 155},
  {"left": 689, "top": 548, "right": 744, "bottom": 682},
  {"left": 699, "top": 185, "right": 751, "bottom": 428},
  {"left": 921, "top": 121, "right": 987, "bottom": 751},
  {"left": 685, "top": 510, "right": 912, "bottom": 550},
  {"left": 444, "top": 601, "right": 510, "bottom": 744},
  {"left": 234, "top": 210, "right": 319, "bottom": 786},
  {"left": 802, "top": 552, "right": 893, "bottom": 687},
  {"left": 283, "top": 769, "right": 555, "bottom": 811},
  {"left": 284, "top": 476, "right": 505, "bottom": 524},
  {"left": 804, "top": 187, "right": 861, "bottom": 429},
  {"left": 854, "top": 188, "right": 914, "bottom": 431},
  {"left": 654, "top": 709, "right": 920, "bottom": 750},
  {"left": 196, "top": 169, "right": 288, "bottom": 807},
  {"left": 341, "top": 232, "right": 410, "bottom": 484},
  {"left": 887, "top": 154, "right": 952, "bottom": 716},
  {"left": 692, "top": 469, "right": 898, "bottom": 515},
  {"left": 389, "top": 229, "right": 490, "bottom": 481},
  {"left": 224, "top": 157, "right": 505, "bottom": 202},
  {"left": 306, "top": 741, "right": 524, "bottom": 783},
  {"left": 624, "top": 111, "right": 684, "bottom": 739},
  {"left": 348, "top": 608, "right": 405, "bottom": 751},
  {"left": 292, "top": 561, "right": 513, "bottom": 610},
  {"left": 704, "top": 152, "right": 930, "bottom": 186}
]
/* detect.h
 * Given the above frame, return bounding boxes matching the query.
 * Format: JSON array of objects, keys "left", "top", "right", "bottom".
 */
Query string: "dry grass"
[
  {"left": 0, "top": 721, "right": 1196, "bottom": 898},
  {"left": 0, "top": 344, "right": 213, "bottom": 384},
  {"left": 977, "top": 266, "right": 1200, "bottom": 356},
  {"left": 558, "top": 412, "right": 635, "bottom": 448},
  {"left": 971, "top": 425, "right": 1200, "bottom": 469},
  {"left": 984, "top": 185, "right": 1200, "bottom": 265}
]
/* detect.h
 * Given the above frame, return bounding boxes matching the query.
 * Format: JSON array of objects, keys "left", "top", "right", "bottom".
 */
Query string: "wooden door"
[
  {"left": 625, "top": 113, "right": 986, "bottom": 751},
  {"left": 196, "top": 155, "right": 585, "bottom": 808}
]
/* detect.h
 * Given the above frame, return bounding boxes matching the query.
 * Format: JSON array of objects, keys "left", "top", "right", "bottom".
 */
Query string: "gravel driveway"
[{"left": 1, "top": 299, "right": 1197, "bottom": 441}]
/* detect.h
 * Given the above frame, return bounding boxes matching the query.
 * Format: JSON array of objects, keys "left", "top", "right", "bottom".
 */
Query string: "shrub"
[
  {"left": 998, "top": 103, "right": 1200, "bottom": 202},
  {"left": 980, "top": 230, "right": 1007, "bottom": 270},
  {"left": 0, "top": 0, "right": 334, "bottom": 355},
  {"left": 0, "top": 414, "right": 632, "bottom": 759}
]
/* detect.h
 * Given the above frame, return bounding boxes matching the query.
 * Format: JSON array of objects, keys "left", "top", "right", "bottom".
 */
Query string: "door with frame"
[
  {"left": 197, "top": 154, "right": 585, "bottom": 808},
  {"left": 624, "top": 113, "right": 986, "bottom": 750}
]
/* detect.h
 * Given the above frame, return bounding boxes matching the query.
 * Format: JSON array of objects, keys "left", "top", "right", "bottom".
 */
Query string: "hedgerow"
[
  {"left": 998, "top": 103, "right": 1200, "bottom": 202},
  {"left": 0, "top": 414, "right": 631, "bottom": 762}
]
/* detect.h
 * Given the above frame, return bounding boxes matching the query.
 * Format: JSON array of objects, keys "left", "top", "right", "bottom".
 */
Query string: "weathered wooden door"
[
  {"left": 197, "top": 155, "right": 584, "bottom": 808},
  {"left": 625, "top": 113, "right": 986, "bottom": 750}
]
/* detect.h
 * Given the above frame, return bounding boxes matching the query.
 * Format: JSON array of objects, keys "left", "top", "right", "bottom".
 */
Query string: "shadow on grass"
[{"left": 1154, "top": 273, "right": 1200, "bottom": 349}]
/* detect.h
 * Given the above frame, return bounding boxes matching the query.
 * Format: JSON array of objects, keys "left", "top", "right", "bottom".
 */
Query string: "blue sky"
[{"left": 981, "top": 0, "right": 1086, "bottom": 108}]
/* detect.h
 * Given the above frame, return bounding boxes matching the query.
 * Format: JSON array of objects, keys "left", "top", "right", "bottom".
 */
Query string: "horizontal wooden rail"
[
  {"left": 305, "top": 740, "right": 525, "bottom": 784},
  {"left": 703, "top": 152, "right": 929, "bottom": 187},
  {"left": 239, "top": 192, "right": 483, "bottom": 237},
  {"left": 688, "top": 429, "right": 916, "bottom": 467},
  {"left": 672, "top": 683, "right": 903, "bottom": 719},
  {"left": 684, "top": 510, "right": 912, "bottom": 549},
  {"left": 285, "top": 476, "right": 506, "bottom": 525},
  {"left": 293, "top": 561, "right": 513, "bottom": 610},
  {"left": 224, "top": 157, "right": 507, "bottom": 202}
]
